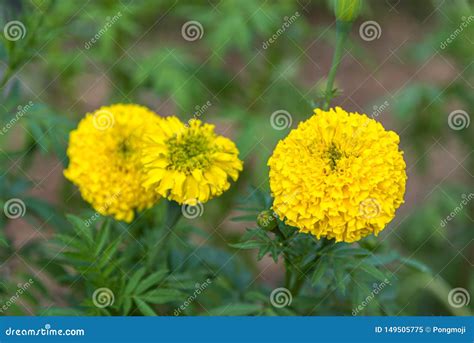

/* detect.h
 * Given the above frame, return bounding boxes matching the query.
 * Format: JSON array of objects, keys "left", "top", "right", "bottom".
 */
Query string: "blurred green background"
[{"left": 0, "top": 0, "right": 472, "bottom": 316}]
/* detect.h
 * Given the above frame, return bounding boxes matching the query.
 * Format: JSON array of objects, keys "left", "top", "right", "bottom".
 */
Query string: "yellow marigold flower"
[
  {"left": 64, "top": 104, "right": 160, "bottom": 222},
  {"left": 142, "top": 118, "right": 243, "bottom": 205},
  {"left": 268, "top": 107, "right": 407, "bottom": 243}
]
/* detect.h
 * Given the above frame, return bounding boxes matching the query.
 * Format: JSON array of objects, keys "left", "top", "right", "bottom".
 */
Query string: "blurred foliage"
[{"left": 0, "top": 0, "right": 472, "bottom": 316}]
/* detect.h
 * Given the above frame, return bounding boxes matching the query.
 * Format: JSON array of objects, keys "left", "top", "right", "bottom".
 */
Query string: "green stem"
[
  {"left": 0, "top": 67, "right": 13, "bottom": 90},
  {"left": 322, "top": 21, "right": 352, "bottom": 110},
  {"left": 289, "top": 238, "right": 333, "bottom": 296},
  {"left": 147, "top": 201, "right": 182, "bottom": 267}
]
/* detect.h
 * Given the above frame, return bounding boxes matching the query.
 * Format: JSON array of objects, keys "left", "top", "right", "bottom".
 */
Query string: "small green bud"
[
  {"left": 359, "top": 235, "right": 378, "bottom": 251},
  {"left": 257, "top": 210, "right": 277, "bottom": 231},
  {"left": 334, "top": 0, "right": 362, "bottom": 22}
]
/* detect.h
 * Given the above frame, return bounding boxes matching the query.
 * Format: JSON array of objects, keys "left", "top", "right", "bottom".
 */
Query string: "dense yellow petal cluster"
[
  {"left": 142, "top": 118, "right": 243, "bottom": 204},
  {"left": 268, "top": 107, "right": 407, "bottom": 243},
  {"left": 64, "top": 104, "right": 160, "bottom": 222}
]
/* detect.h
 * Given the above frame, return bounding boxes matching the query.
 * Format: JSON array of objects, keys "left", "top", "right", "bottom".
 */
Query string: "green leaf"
[
  {"left": 332, "top": 246, "right": 372, "bottom": 258},
  {"left": 125, "top": 267, "right": 146, "bottom": 295},
  {"left": 231, "top": 214, "right": 258, "bottom": 222},
  {"left": 133, "top": 297, "right": 157, "bottom": 316},
  {"left": 311, "top": 257, "right": 328, "bottom": 286},
  {"left": 140, "top": 289, "right": 185, "bottom": 304},
  {"left": 123, "top": 297, "right": 132, "bottom": 315},
  {"left": 399, "top": 257, "right": 431, "bottom": 273},
  {"left": 229, "top": 241, "right": 264, "bottom": 250},
  {"left": 94, "top": 220, "right": 111, "bottom": 256},
  {"left": 333, "top": 258, "right": 347, "bottom": 295},
  {"left": 206, "top": 303, "right": 261, "bottom": 316},
  {"left": 135, "top": 269, "right": 169, "bottom": 295},
  {"left": 358, "top": 263, "right": 387, "bottom": 282},
  {"left": 66, "top": 214, "right": 94, "bottom": 246}
]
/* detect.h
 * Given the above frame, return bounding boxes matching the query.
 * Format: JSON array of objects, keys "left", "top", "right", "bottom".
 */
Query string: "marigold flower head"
[
  {"left": 268, "top": 107, "right": 407, "bottom": 243},
  {"left": 142, "top": 117, "right": 243, "bottom": 205},
  {"left": 64, "top": 104, "right": 160, "bottom": 222}
]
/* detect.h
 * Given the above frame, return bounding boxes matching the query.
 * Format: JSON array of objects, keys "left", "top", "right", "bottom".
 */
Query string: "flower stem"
[{"left": 322, "top": 20, "right": 352, "bottom": 110}]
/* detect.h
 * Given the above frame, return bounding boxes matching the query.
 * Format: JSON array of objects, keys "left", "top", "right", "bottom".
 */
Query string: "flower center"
[
  {"left": 167, "top": 132, "right": 214, "bottom": 173},
  {"left": 117, "top": 138, "right": 135, "bottom": 160},
  {"left": 326, "top": 143, "right": 343, "bottom": 170}
]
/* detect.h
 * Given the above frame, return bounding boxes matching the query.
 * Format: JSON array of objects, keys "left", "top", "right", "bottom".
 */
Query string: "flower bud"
[
  {"left": 257, "top": 210, "right": 277, "bottom": 231},
  {"left": 334, "top": 0, "right": 362, "bottom": 22}
]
